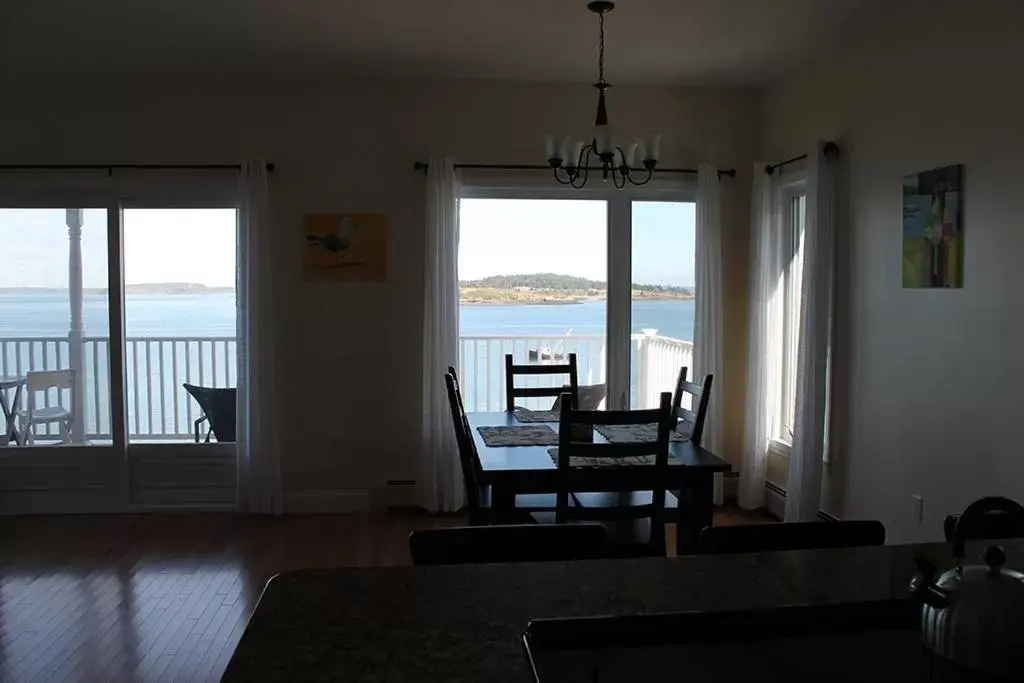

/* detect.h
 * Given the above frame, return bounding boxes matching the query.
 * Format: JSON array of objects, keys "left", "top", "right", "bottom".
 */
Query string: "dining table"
[
  {"left": 468, "top": 411, "right": 732, "bottom": 554},
  {"left": 0, "top": 375, "right": 26, "bottom": 447}
]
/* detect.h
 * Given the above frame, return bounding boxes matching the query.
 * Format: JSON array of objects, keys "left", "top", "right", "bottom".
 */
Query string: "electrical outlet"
[{"left": 912, "top": 494, "right": 924, "bottom": 524}]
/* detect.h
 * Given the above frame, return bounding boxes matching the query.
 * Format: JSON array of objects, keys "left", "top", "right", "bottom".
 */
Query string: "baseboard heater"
[{"left": 764, "top": 481, "right": 838, "bottom": 521}]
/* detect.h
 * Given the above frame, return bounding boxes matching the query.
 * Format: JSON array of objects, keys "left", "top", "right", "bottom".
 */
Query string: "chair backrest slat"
[
  {"left": 671, "top": 367, "right": 713, "bottom": 446},
  {"left": 505, "top": 353, "right": 579, "bottom": 412},
  {"left": 699, "top": 520, "right": 886, "bottom": 555},
  {"left": 26, "top": 369, "right": 75, "bottom": 391}
]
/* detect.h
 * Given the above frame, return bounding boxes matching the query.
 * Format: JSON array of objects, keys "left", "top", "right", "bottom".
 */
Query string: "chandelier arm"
[
  {"left": 552, "top": 167, "right": 573, "bottom": 185},
  {"left": 613, "top": 167, "right": 626, "bottom": 190},
  {"left": 626, "top": 167, "right": 655, "bottom": 187}
]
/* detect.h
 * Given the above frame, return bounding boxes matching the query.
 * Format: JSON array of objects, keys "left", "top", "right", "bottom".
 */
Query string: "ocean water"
[{"left": 0, "top": 292, "right": 694, "bottom": 433}]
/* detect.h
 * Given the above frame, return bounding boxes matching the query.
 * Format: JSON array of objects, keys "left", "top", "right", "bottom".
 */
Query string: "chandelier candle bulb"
[
  {"left": 625, "top": 142, "right": 638, "bottom": 169},
  {"left": 647, "top": 134, "right": 662, "bottom": 164},
  {"left": 545, "top": 134, "right": 558, "bottom": 163},
  {"left": 570, "top": 141, "right": 585, "bottom": 167},
  {"left": 560, "top": 137, "right": 574, "bottom": 168}
]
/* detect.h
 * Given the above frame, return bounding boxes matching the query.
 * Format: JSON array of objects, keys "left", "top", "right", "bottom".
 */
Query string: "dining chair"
[
  {"left": 698, "top": 520, "right": 886, "bottom": 555},
  {"left": 551, "top": 383, "right": 606, "bottom": 411},
  {"left": 17, "top": 369, "right": 75, "bottom": 446},
  {"left": 408, "top": 523, "right": 608, "bottom": 565},
  {"left": 540, "top": 391, "right": 676, "bottom": 557},
  {"left": 446, "top": 372, "right": 559, "bottom": 525},
  {"left": 504, "top": 352, "right": 579, "bottom": 412},
  {"left": 671, "top": 367, "right": 713, "bottom": 445}
]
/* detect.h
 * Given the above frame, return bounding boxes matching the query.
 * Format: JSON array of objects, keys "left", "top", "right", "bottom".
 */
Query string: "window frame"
[{"left": 771, "top": 173, "right": 807, "bottom": 456}]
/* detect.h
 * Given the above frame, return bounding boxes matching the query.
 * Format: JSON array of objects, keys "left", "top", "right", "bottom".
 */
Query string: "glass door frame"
[{"left": 458, "top": 173, "right": 696, "bottom": 410}]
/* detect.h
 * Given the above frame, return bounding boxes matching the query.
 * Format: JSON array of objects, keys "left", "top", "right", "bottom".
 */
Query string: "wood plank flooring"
[{"left": 0, "top": 507, "right": 773, "bottom": 682}]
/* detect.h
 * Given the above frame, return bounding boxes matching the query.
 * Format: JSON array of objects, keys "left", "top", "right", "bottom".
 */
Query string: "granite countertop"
[{"left": 221, "top": 540, "right": 1015, "bottom": 682}]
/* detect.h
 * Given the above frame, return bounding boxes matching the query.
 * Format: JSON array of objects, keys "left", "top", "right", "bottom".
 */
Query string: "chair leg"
[
  {"left": 20, "top": 418, "right": 32, "bottom": 446},
  {"left": 60, "top": 420, "right": 71, "bottom": 444}
]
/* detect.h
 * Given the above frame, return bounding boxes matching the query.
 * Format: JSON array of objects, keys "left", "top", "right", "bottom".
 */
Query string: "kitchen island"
[{"left": 221, "top": 539, "right": 1000, "bottom": 682}]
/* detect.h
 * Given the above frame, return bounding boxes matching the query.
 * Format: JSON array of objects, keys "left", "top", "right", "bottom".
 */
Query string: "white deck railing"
[
  {"left": 0, "top": 336, "right": 235, "bottom": 441},
  {"left": 456, "top": 332, "right": 693, "bottom": 412},
  {"left": 0, "top": 332, "right": 692, "bottom": 441}
]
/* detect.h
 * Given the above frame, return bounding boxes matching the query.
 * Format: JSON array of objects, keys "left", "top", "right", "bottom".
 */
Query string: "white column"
[
  {"left": 636, "top": 328, "right": 658, "bottom": 409},
  {"left": 67, "top": 209, "right": 86, "bottom": 443}
]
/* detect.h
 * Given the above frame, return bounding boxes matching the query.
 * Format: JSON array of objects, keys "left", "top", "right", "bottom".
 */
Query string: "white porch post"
[
  {"left": 636, "top": 328, "right": 657, "bottom": 409},
  {"left": 67, "top": 209, "right": 86, "bottom": 443}
]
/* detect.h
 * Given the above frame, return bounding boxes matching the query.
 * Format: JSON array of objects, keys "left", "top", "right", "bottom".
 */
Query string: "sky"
[
  {"left": 458, "top": 198, "right": 696, "bottom": 287},
  {"left": 0, "top": 208, "right": 237, "bottom": 288}
]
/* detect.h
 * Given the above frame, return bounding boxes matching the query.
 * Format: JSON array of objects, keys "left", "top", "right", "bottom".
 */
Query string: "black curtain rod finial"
[{"left": 764, "top": 140, "right": 839, "bottom": 175}]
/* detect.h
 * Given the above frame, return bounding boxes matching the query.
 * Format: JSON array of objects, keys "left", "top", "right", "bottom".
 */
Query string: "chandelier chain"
[{"left": 597, "top": 11, "right": 605, "bottom": 84}]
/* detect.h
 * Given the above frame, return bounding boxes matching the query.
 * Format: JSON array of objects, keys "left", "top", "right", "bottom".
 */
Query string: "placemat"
[
  {"left": 477, "top": 424, "right": 558, "bottom": 447},
  {"left": 547, "top": 448, "right": 657, "bottom": 468},
  {"left": 595, "top": 423, "right": 691, "bottom": 444},
  {"left": 512, "top": 409, "right": 560, "bottom": 423}
]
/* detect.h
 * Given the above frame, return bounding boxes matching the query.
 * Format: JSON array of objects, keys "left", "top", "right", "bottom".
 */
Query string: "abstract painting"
[
  {"left": 902, "top": 164, "right": 963, "bottom": 288},
  {"left": 302, "top": 213, "right": 388, "bottom": 281}
]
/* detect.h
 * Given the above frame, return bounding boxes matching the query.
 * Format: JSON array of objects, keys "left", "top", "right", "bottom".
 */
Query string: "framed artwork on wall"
[
  {"left": 902, "top": 164, "right": 963, "bottom": 288},
  {"left": 302, "top": 213, "right": 389, "bottom": 281}
]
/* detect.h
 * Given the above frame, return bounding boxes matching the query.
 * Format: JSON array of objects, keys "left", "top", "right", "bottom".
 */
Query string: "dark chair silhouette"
[
  {"left": 445, "top": 372, "right": 558, "bottom": 525},
  {"left": 671, "top": 367, "right": 713, "bottom": 445},
  {"left": 182, "top": 384, "right": 236, "bottom": 442},
  {"left": 543, "top": 391, "right": 676, "bottom": 557},
  {"left": 409, "top": 523, "right": 608, "bottom": 565},
  {"left": 505, "top": 353, "right": 579, "bottom": 412},
  {"left": 699, "top": 520, "right": 886, "bottom": 555},
  {"left": 943, "top": 497, "right": 1024, "bottom": 559}
]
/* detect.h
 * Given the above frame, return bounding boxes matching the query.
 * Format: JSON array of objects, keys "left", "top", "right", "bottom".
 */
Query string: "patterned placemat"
[
  {"left": 477, "top": 424, "right": 558, "bottom": 447},
  {"left": 512, "top": 409, "right": 559, "bottom": 423},
  {"left": 547, "top": 448, "right": 657, "bottom": 467},
  {"left": 595, "top": 423, "right": 691, "bottom": 444}
]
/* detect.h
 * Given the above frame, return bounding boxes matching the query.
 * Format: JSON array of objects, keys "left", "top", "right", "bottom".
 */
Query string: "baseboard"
[
  {"left": 764, "top": 481, "right": 838, "bottom": 521},
  {"left": 284, "top": 490, "right": 370, "bottom": 514}
]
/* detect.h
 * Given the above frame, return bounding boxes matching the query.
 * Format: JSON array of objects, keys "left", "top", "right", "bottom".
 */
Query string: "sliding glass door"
[
  {"left": 458, "top": 197, "right": 608, "bottom": 411},
  {"left": 457, "top": 182, "right": 695, "bottom": 413},
  {"left": 0, "top": 207, "right": 115, "bottom": 447}
]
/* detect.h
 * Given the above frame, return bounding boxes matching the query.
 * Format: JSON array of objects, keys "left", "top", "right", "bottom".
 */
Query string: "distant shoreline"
[{"left": 0, "top": 284, "right": 234, "bottom": 295}]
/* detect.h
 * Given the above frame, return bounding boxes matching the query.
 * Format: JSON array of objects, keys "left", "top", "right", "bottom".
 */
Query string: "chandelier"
[{"left": 546, "top": 1, "right": 661, "bottom": 189}]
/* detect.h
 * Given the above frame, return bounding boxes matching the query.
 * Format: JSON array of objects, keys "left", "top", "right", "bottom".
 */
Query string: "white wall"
[
  {"left": 759, "top": 0, "right": 1024, "bottom": 542},
  {"left": 0, "top": 79, "right": 754, "bottom": 506}
]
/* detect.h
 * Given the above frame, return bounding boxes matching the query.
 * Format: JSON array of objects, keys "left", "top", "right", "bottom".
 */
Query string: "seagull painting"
[{"left": 306, "top": 215, "right": 353, "bottom": 255}]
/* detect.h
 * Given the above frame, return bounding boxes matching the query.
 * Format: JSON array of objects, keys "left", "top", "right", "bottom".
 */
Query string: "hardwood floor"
[{"left": 0, "top": 507, "right": 774, "bottom": 682}]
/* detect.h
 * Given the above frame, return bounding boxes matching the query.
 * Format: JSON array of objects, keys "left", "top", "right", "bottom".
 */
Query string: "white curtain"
[
  {"left": 694, "top": 165, "right": 725, "bottom": 506},
  {"left": 785, "top": 144, "right": 838, "bottom": 522},
  {"left": 739, "top": 165, "right": 786, "bottom": 510},
  {"left": 419, "top": 158, "right": 464, "bottom": 513},
  {"left": 236, "top": 160, "right": 283, "bottom": 514}
]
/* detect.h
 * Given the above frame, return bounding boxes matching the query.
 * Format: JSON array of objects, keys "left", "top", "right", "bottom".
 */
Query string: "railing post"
[
  {"left": 636, "top": 328, "right": 657, "bottom": 409},
  {"left": 67, "top": 209, "right": 86, "bottom": 443}
]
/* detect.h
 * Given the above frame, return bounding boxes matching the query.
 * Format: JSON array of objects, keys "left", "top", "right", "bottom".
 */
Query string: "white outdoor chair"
[{"left": 17, "top": 369, "right": 75, "bottom": 446}]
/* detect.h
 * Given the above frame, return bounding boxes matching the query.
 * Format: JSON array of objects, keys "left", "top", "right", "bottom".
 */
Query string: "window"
[
  {"left": 457, "top": 198, "right": 608, "bottom": 411},
  {"left": 0, "top": 208, "right": 111, "bottom": 446},
  {"left": 122, "top": 209, "right": 237, "bottom": 442},
  {"left": 456, "top": 183, "right": 696, "bottom": 414},
  {"left": 776, "top": 186, "right": 806, "bottom": 446}
]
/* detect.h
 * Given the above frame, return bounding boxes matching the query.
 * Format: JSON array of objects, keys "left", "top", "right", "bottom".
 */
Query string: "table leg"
[
  {"left": 489, "top": 481, "right": 517, "bottom": 524},
  {"left": 7, "top": 385, "right": 23, "bottom": 446},
  {"left": 0, "top": 386, "right": 16, "bottom": 447},
  {"left": 676, "top": 471, "right": 715, "bottom": 555}
]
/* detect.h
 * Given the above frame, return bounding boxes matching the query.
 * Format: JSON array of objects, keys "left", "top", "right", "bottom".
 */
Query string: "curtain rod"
[
  {"left": 764, "top": 141, "right": 838, "bottom": 175},
  {"left": 414, "top": 161, "right": 736, "bottom": 179},
  {"left": 0, "top": 163, "right": 276, "bottom": 173}
]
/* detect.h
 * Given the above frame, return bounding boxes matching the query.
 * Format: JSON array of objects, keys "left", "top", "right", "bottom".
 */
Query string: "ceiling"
[{"left": 0, "top": 0, "right": 879, "bottom": 86}]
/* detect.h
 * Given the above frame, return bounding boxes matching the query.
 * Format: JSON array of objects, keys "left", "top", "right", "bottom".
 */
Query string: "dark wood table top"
[{"left": 468, "top": 411, "right": 731, "bottom": 474}]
